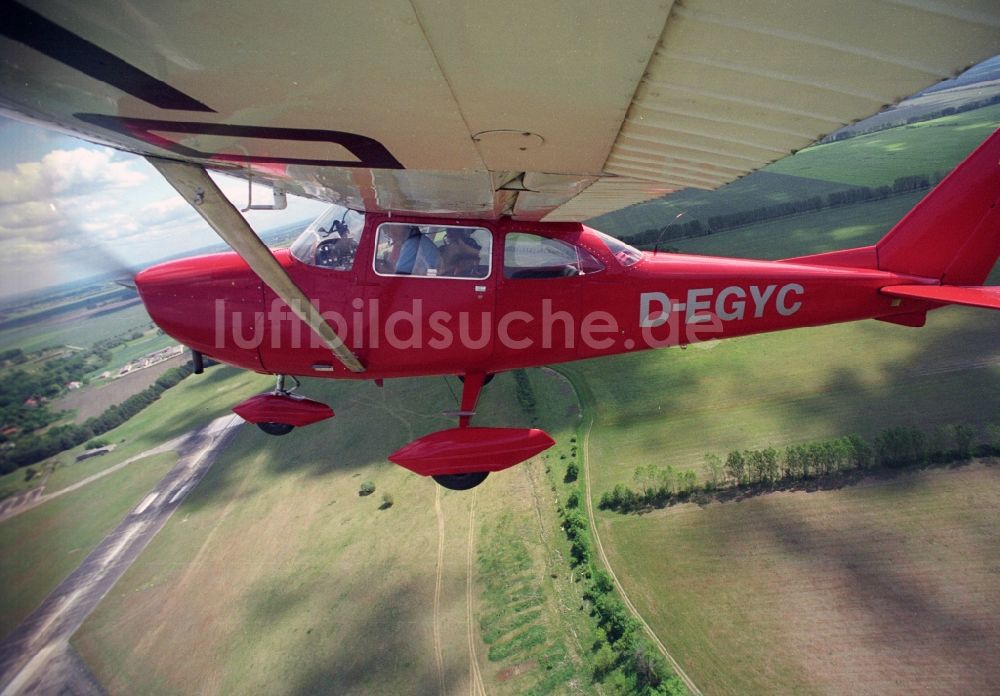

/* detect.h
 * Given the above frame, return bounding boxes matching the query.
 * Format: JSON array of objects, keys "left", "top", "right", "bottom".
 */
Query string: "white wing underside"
[{"left": 1, "top": 0, "right": 998, "bottom": 222}]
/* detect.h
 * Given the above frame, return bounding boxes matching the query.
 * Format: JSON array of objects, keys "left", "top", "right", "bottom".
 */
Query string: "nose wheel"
[
  {"left": 257, "top": 421, "right": 294, "bottom": 436},
  {"left": 254, "top": 374, "right": 300, "bottom": 435},
  {"left": 234, "top": 374, "right": 335, "bottom": 436}
]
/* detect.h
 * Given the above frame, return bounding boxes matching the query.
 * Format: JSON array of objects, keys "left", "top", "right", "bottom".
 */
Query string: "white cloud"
[
  {"left": 0, "top": 147, "right": 152, "bottom": 262},
  {"left": 0, "top": 147, "right": 146, "bottom": 205},
  {"left": 0, "top": 135, "right": 330, "bottom": 298},
  {"left": 139, "top": 197, "right": 193, "bottom": 227},
  {"left": 0, "top": 201, "right": 62, "bottom": 236}
]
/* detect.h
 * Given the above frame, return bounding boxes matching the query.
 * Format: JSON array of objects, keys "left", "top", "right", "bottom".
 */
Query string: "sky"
[{"left": 0, "top": 115, "right": 328, "bottom": 300}]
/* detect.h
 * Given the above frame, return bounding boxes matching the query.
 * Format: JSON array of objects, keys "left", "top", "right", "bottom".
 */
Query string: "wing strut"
[{"left": 147, "top": 157, "right": 365, "bottom": 374}]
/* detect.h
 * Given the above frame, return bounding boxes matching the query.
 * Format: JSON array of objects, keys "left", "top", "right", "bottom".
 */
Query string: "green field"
[
  {"left": 0, "top": 301, "right": 152, "bottom": 353},
  {"left": 669, "top": 191, "right": 925, "bottom": 260},
  {"left": 571, "top": 304, "right": 999, "bottom": 694},
  {"left": 603, "top": 463, "right": 1000, "bottom": 695},
  {"left": 589, "top": 103, "right": 1000, "bottom": 238},
  {"left": 768, "top": 103, "right": 1000, "bottom": 186},
  {"left": 572, "top": 122, "right": 1000, "bottom": 694},
  {"left": 0, "top": 452, "right": 176, "bottom": 640},
  {"left": 569, "top": 305, "right": 999, "bottom": 499},
  {"left": 589, "top": 171, "right": 856, "bottom": 239},
  {"left": 0, "top": 364, "right": 272, "bottom": 502},
  {"left": 72, "top": 370, "right": 602, "bottom": 695},
  {"left": 0, "top": 364, "right": 277, "bottom": 639}
]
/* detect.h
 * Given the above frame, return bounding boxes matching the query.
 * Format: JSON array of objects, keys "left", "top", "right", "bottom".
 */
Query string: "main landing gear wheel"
[
  {"left": 257, "top": 422, "right": 295, "bottom": 436},
  {"left": 432, "top": 471, "right": 489, "bottom": 490},
  {"left": 458, "top": 373, "right": 495, "bottom": 386}
]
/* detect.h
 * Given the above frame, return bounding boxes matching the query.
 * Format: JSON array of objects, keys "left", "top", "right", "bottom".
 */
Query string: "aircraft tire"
[
  {"left": 432, "top": 471, "right": 489, "bottom": 490},
  {"left": 257, "top": 422, "right": 295, "bottom": 436}
]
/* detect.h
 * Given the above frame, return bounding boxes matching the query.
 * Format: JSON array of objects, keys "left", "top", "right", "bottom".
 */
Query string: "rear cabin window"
[
  {"left": 503, "top": 233, "right": 604, "bottom": 279},
  {"left": 373, "top": 223, "right": 492, "bottom": 278}
]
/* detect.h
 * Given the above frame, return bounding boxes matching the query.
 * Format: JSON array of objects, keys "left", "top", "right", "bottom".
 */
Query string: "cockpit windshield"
[
  {"left": 593, "top": 230, "right": 644, "bottom": 267},
  {"left": 290, "top": 205, "right": 366, "bottom": 271}
]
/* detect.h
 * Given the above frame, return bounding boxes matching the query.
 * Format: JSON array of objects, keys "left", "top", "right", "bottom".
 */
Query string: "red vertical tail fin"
[{"left": 875, "top": 128, "right": 1000, "bottom": 285}]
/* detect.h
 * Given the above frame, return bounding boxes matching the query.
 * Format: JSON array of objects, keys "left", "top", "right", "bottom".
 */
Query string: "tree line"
[
  {"left": 820, "top": 93, "right": 1000, "bottom": 143},
  {"left": 599, "top": 423, "right": 1000, "bottom": 513},
  {"left": 554, "top": 443, "right": 688, "bottom": 694},
  {"left": 0, "top": 362, "right": 194, "bottom": 474},
  {"left": 0, "top": 328, "right": 153, "bottom": 448},
  {"left": 625, "top": 173, "right": 941, "bottom": 250}
]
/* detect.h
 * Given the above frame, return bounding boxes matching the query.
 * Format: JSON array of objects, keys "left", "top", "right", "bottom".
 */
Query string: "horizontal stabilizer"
[{"left": 881, "top": 285, "right": 1000, "bottom": 311}]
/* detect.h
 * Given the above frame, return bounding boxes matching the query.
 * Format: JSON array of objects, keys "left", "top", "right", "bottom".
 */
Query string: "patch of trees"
[
  {"left": 0, "top": 349, "right": 26, "bottom": 366},
  {"left": 599, "top": 423, "right": 999, "bottom": 514},
  {"left": 625, "top": 174, "right": 943, "bottom": 250},
  {"left": 556, "top": 462, "right": 688, "bottom": 694},
  {"left": 0, "top": 350, "right": 103, "bottom": 438},
  {"left": 513, "top": 369, "right": 537, "bottom": 417},
  {"left": 0, "top": 362, "right": 194, "bottom": 474},
  {"left": 0, "top": 327, "right": 159, "bottom": 447}
]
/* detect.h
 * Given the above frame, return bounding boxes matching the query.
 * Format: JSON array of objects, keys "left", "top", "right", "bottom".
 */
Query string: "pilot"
[
  {"left": 439, "top": 229, "right": 482, "bottom": 277},
  {"left": 393, "top": 225, "right": 440, "bottom": 276}
]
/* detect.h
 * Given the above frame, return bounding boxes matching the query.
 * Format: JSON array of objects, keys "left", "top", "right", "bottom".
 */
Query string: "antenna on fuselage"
[{"left": 653, "top": 211, "right": 685, "bottom": 255}]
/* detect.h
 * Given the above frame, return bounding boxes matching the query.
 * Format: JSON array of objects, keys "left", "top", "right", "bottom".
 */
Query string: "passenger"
[
  {"left": 394, "top": 225, "right": 440, "bottom": 276},
  {"left": 439, "top": 229, "right": 482, "bottom": 277},
  {"left": 376, "top": 225, "right": 409, "bottom": 272}
]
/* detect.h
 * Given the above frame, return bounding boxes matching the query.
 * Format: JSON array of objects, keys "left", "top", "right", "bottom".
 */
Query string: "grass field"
[
  {"left": 0, "top": 452, "right": 176, "bottom": 640},
  {"left": 669, "top": 191, "right": 925, "bottom": 260},
  {"left": 590, "top": 171, "right": 855, "bottom": 238},
  {"left": 54, "top": 354, "right": 187, "bottom": 425},
  {"left": 0, "top": 365, "right": 279, "bottom": 639},
  {"left": 570, "top": 131, "right": 1000, "bottom": 694},
  {"left": 570, "top": 305, "right": 1000, "bottom": 499},
  {"left": 603, "top": 463, "right": 1000, "bottom": 695},
  {"left": 768, "top": 103, "right": 1000, "bottom": 186},
  {"left": 72, "top": 370, "right": 601, "bottom": 695},
  {"left": 0, "top": 301, "right": 152, "bottom": 353},
  {"left": 589, "top": 103, "right": 1000, "bottom": 238},
  {"left": 0, "top": 365, "right": 272, "bottom": 502}
]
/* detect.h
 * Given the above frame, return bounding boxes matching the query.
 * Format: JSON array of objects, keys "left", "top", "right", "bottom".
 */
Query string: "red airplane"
[
  {"left": 136, "top": 132, "right": 1000, "bottom": 489},
  {"left": 1, "top": 1, "right": 999, "bottom": 488}
]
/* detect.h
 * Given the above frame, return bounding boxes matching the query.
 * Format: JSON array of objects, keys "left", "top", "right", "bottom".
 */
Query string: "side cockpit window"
[
  {"left": 503, "top": 233, "right": 604, "bottom": 279},
  {"left": 290, "top": 205, "right": 365, "bottom": 271},
  {"left": 373, "top": 223, "right": 492, "bottom": 279}
]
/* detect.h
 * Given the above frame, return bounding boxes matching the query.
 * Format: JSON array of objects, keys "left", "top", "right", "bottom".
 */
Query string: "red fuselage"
[{"left": 135, "top": 215, "right": 932, "bottom": 381}]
